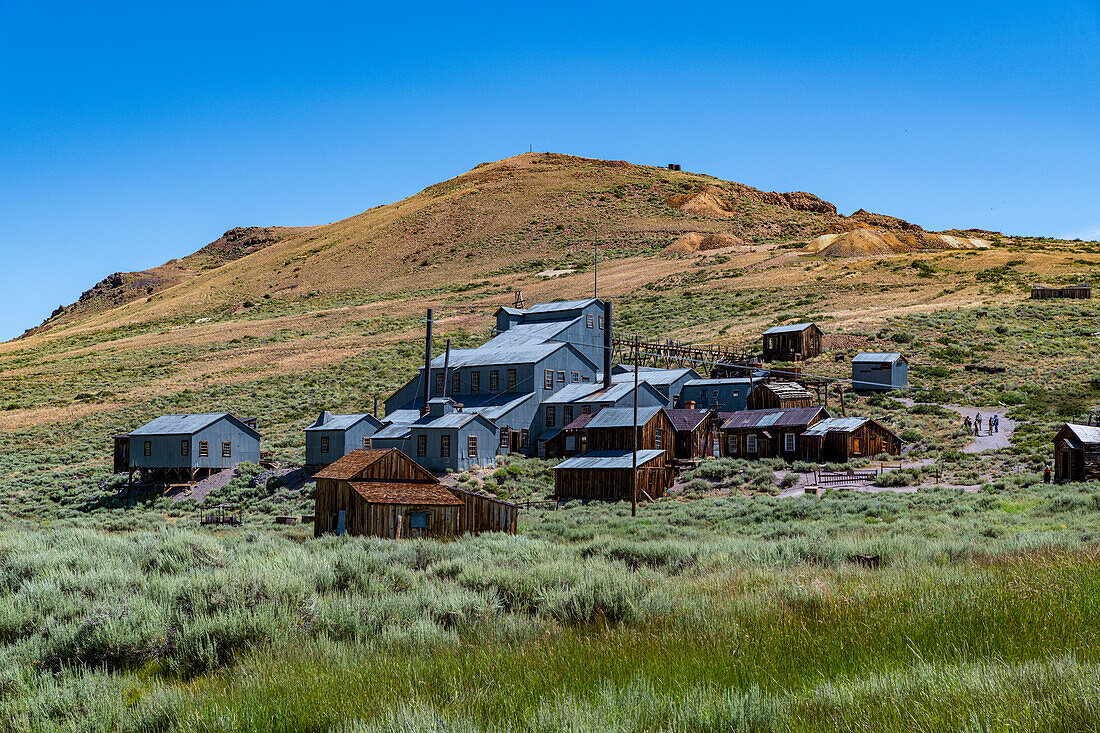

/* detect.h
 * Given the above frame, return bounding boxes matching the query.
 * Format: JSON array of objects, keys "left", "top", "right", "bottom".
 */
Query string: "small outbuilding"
[
  {"left": 720, "top": 407, "right": 827, "bottom": 460},
  {"left": 665, "top": 408, "right": 717, "bottom": 460},
  {"left": 305, "top": 411, "right": 385, "bottom": 466},
  {"left": 582, "top": 406, "right": 676, "bottom": 463},
  {"left": 799, "top": 417, "right": 903, "bottom": 462},
  {"left": 554, "top": 449, "right": 672, "bottom": 501},
  {"left": 852, "top": 353, "right": 909, "bottom": 392},
  {"left": 122, "top": 413, "right": 261, "bottom": 484},
  {"left": 762, "top": 322, "right": 823, "bottom": 362},
  {"left": 746, "top": 381, "right": 817, "bottom": 410},
  {"left": 1053, "top": 424, "right": 1100, "bottom": 482}
]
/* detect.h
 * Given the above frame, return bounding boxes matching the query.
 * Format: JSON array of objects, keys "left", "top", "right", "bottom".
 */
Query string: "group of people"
[{"left": 963, "top": 412, "right": 1000, "bottom": 436}]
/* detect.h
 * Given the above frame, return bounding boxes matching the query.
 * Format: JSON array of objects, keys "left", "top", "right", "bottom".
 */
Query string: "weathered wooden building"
[
  {"left": 746, "top": 381, "right": 817, "bottom": 410},
  {"left": 305, "top": 411, "right": 385, "bottom": 466},
  {"left": 799, "top": 417, "right": 903, "bottom": 462},
  {"left": 851, "top": 353, "right": 909, "bottom": 392},
  {"left": 762, "top": 322, "right": 824, "bottom": 362},
  {"left": 579, "top": 406, "right": 676, "bottom": 463},
  {"left": 538, "top": 381, "right": 666, "bottom": 456},
  {"left": 1053, "top": 424, "right": 1100, "bottom": 482},
  {"left": 1031, "top": 283, "right": 1091, "bottom": 300},
  {"left": 720, "top": 407, "right": 827, "bottom": 460},
  {"left": 119, "top": 413, "right": 261, "bottom": 484},
  {"left": 554, "top": 449, "right": 672, "bottom": 501},
  {"left": 680, "top": 378, "right": 754, "bottom": 412},
  {"left": 665, "top": 408, "right": 717, "bottom": 460},
  {"left": 313, "top": 449, "right": 518, "bottom": 538}
]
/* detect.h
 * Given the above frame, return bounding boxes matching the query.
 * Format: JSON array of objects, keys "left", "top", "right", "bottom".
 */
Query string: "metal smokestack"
[
  {"left": 603, "top": 301, "right": 612, "bottom": 391},
  {"left": 441, "top": 339, "right": 452, "bottom": 398},
  {"left": 423, "top": 308, "right": 433, "bottom": 410}
]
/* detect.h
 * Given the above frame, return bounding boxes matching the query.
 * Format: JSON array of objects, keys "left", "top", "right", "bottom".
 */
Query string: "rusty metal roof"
[
  {"left": 586, "top": 406, "right": 663, "bottom": 429},
  {"left": 801, "top": 417, "right": 872, "bottom": 436},
  {"left": 665, "top": 408, "right": 711, "bottom": 431},
  {"left": 721, "top": 407, "right": 827, "bottom": 430}
]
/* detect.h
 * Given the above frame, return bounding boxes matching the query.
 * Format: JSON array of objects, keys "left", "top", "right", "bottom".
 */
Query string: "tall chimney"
[
  {"left": 603, "top": 301, "right": 612, "bottom": 391},
  {"left": 441, "top": 339, "right": 452, "bottom": 398},
  {"left": 423, "top": 308, "right": 433, "bottom": 409}
]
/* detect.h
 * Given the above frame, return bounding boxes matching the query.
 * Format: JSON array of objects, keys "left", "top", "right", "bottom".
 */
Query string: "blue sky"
[{"left": 1, "top": 1, "right": 1098, "bottom": 341}]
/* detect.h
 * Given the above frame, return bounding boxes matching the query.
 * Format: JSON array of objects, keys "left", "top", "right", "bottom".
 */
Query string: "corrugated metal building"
[
  {"left": 122, "top": 413, "right": 261, "bottom": 484},
  {"left": 406, "top": 399, "right": 503, "bottom": 472},
  {"left": 538, "top": 381, "right": 666, "bottom": 456},
  {"left": 305, "top": 411, "right": 385, "bottom": 466},
  {"left": 682, "top": 378, "right": 754, "bottom": 412},
  {"left": 799, "top": 417, "right": 903, "bottom": 461},
  {"left": 851, "top": 353, "right": 909, "bottom": 392}
]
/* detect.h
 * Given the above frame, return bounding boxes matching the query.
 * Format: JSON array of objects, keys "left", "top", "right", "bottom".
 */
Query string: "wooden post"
[
  {"left": 632, "top": 335, "right": 639, "bottom": 517},
  {"left": 396, "top": 514, "right": 403, "bottom": 540}
]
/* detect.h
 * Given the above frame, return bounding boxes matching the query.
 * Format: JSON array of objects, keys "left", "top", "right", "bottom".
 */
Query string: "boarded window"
[
  {"left": 581, "top": 405, "right": 592, "bottom": 415},
  {"left": 545, "top": 406, "right": 556, "bottom": 427},
  {"left": 521, "top": 429, "right": 530, "bottom": 448},
  {"left": 471, "top": 371, "right": 480, "bottom": 393},
  {"left": 320, "top": 436, "right": 330, "bottom": 454},
  {"left": 507, "top": 369, "right": 516, "bottom": 391},
  {"left": 544, "top": 369, "right": 554, "bottom": 389},
  {"left": 181, "top": 440, "right": 189, "bottom": 457},
  {"left": 417, "top": 435, "right": 427, "bottom": 457},
  {"left": 222, "top": 442, "right": 232, "bottom": 459},
  {"left": 467, "top": 435, "right": 477, "bottom": 457},
  {"left": 144, "top": 441, "right": 151, "bottom": 457},
  {"left": 563, "top": 406, "right": 574, "bottom": 425},
  {"left": 556, "top": 370, "right": 566, "bottom": 383},
  {"left": 655, "top": 428, "right": 663, "bottom": 450},
  {"left": 410, "top": 511, "right": 428, "bottom": 529},
  {"left": 746, "top": 434, "right": 758, "bottom": 454},
  {"left": 727, "top": 434, "right": 738, "bottom": 455},
  {"left": 441, "top": 435, "right": 451, "bottom": 457},
  {"left": 571, "top": 371, "right": 580, "bottom": 383},
  {"left": 598, "top": 316, "right": 605, "bottom": 329},
  {"left": 500, "top": 428, "right": 509, "bottom": 448},
  {"left": 199, "top": 441, "right": 209, "bottom": 457},
  {"left": 784, "top": 433, "right": 796, "bottom": 452},
  {"left": 586, "top": 314, "right": 594, "bottom": 328},
  {"left": 435, "top": 372, "right": 445, "bottom": 396},
  {"left": 451, "top": 371, "right": 461, "bottom": 394},
  {"left": 363, "top": 437, "right": 372, "bottom": 449},
  {"left": 489, "top": 370, "right": 499, "bottom": 392}
]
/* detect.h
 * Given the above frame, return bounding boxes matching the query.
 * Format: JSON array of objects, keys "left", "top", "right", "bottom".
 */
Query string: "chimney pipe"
[
  {"left": 423, "top": 308, "right": 433, "bottom": 409},
  {"left": 441, "top": 339, "right": 452, "bottom": 398},
  {"left": 603, "top": 301, "right": 612, "bottom": 391},
  {"left": 373, "top": 396, "right": 378, "bottom": 417}
]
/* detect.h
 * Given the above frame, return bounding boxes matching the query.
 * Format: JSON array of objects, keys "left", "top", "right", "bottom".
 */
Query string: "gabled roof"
[
  {"left": 411, "top": 411, "right": 498, "bottom": 431},
  {"left": 372, "top": 423, "right": 413, "bottom": 440},
  {"left": 314, "top": 449, "right": 397, "bottom": 480},
  {"left": 665, "top": 408, "right": 712, "bottom": 431},
  {"left": 763, "top": 322, "right": 819, "bottom": 335},
  {"left": 423, "top": 342, "right": 597, "bottom": 371},
  {"left": 611, "top": 367, "right": 700, "bottom": 386},
  {"left": 347, "top": 481, "right": 463, "bottom": 506},
  {"left": 306, "top": 412, "right": 384, "bottom": 432},
  {"left": 556, "top": 449, "right": 666, "bottom": 470},
  {"left": 684, "top": 378, "right": 753, "bottom": 387},
  {"left": 586, "top": 406, "right": 664, "bottom": 429},
  {"left": 381, "top": 408, "right": 421, "bottom": 425},
  {"left": 852, "top": 352, "right": 905, "bottom": 364},
  {"left": 1063, "top": 424, "right": 1100, "bottom": 444},
  {"left": 721, "top": 407, "right": 827, "bottom": 430},
  {"left": 562, "top": 412, "right": 598, "bottom": 431},
  {"left": 522, "top": 298, "right": 602, "bottom": 314},
  {"left": 542, "top": 381, "right": 663, "bottom": 405},
  {"left": 129, "top": 413, "right": 260, "bottom": 439},
  {"left": 453, "top": 392, "right": 537, "bottom": 421},
  {"left": 483, "top": 317, "right": 578, "bottom": 348},
  {"left": 801, "top": 416, "right": 881, "bottom": 436}
]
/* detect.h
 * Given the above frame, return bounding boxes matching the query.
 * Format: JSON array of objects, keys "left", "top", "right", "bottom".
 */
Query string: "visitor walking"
[
  {"left": 1044, "top": 465, "right": 1052, "bottom": 483},
  {"left": 974, "top": 413, "right": 982, "bottom": 436}
]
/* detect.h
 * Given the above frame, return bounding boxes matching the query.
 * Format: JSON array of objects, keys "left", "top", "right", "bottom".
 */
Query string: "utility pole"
[
  {"left": 593, "top": 231, "right": 598, "bottom": 298},
  {"left": 631, "top": 334, "right": 639, "bottom": 518}
]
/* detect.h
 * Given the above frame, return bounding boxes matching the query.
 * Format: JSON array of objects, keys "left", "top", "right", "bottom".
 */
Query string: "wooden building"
[
  {"left": 305, "top": 411, "right": 385, "bottom": 466},
  {"left": 121, "top": 413, "right": 261, "bottom": 484},
  {"left": 762, "top": 322, "right": 823, "bottom": 362},
  {"left": 581, "top": 406, "right": 675, "bottom": 463},
  {"left": 554, "top": 449, "right": 672, "bottom": 501},
  {"left": 720, "top": 407, "right": 827, "bottom": 460},
  {"left": 851, "top": 353, "right": 909, "bottom": 392},
  {"left": 665, "top": 408, "right": 717, "bottom": 460},
  {"left": 746, "top": 381, "right": 817, "bottom": 410},
  {"left": 313, "top": 449, "right": 516, "bottom": 538},
  {"left": 1053, "top": 424, "right": 1100, "bottom": 482},
  {"left": 799, "top": 417, "right": 903, "bottom": 462},
  {"left": 1031, "top": 283, "right": 1091, "bottom": 300}
]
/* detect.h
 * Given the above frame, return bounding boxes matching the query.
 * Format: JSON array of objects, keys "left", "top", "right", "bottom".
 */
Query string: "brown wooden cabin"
[
  {"left": 1053, "top": 424, "right": 1100, "bottom": 482},
  {"left": 554, "top": 449, "right": 672, "bottom": 501},
  {"left": 720, "top": 407, "right": 827, "bottom": 460},
  {"left": 799, "top": 417, "right": 903, "bottom": 462},
  {"left": 746, "top": 381, "right": 817, "bottom": 410},
  {"left": 551, "top": 412, "right": 597, "bottom": 457},
  {"left": 1031, "top": 283, "right": 1091, "bottom": 300},
  {"left": 665, "top": 408, "right": 717, "bottom": 460},
  {"left": 762, "top": 322, "right": 823, "bottom": 362},
  {"left": 579, "top": 406, "right": 675, "bottom": 464},
  {"left": 313, "top": 448, "right": 516, "bottom": 538}
]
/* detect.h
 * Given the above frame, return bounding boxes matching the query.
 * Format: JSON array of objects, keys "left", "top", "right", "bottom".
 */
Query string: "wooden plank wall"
[
  {"left": 314, "top": 477, "right": 460, "bottom": 538},
  {"left": 586, "top": 411, "right": 676, "bottom": 463},
  {"left": 449, "top": 486, "right": 518, "bottom": 534},
  {"left": 555, "top": 460, "right": 671, "bottom": 500}
]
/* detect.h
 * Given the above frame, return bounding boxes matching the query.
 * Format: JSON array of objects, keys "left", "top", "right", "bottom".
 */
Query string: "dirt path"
[
  {"left": 898, "top": 399, "right": 1016, "bottom": 453},
  {"left": 173, "top": 468, "right": 236, "bottom": 503}
]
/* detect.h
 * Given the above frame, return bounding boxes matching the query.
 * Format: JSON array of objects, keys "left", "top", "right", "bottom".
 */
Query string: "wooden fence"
[{"left": 814, "top": 469, "right": 880, "bottom": 488}]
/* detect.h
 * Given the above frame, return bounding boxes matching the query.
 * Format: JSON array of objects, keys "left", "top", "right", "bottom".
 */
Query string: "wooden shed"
[
  {"left": 799, "top": 417, "right": 903, "bottom": 462},
  {"left": 762, "top": 322, "right": 823, "bottom": 362},
  {"left": 720, "top": 407, "right": 827, "bottom": 460},
  {"left": 746, "top": 381, "right": 817, "bottom": 410},
  {"left": 1031, "top": 283, "right": 1091, "bottom": 300},
  {"left": 1053, "top": 424, "right": 1100, "bottom": 482},
  {"left": 580, "top": 406, "right": 676, "bottom": 463},
  {"left": 665, "top": 408, "right": 717, "bottom": 460},
  {"left": 554, "top": 449, "right": 672, "bottom": 501}
]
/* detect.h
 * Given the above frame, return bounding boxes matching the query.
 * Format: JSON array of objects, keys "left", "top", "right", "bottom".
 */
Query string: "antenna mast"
[{"left": 593, "top": 231, "right": 598, "bottom": 298}]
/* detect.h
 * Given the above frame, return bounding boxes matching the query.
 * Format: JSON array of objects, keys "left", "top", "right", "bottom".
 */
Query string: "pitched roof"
[
  {"left": 453, "top": 392, "right": 537, "bottom": 421},
  {"left": 1064, "top": 424, "right": 1100, "bottom": 444},
  {"left": 756, "top": 381, "right": 816, "bottom": 399},
  {"left": 586, "top": 406, "right": 663, "bottom": 429},
  {"left": 721, "top": 407, "right": 827, "bottom": 430},
  {"left": 129, "top": 413, "right": 260, "bottom": 438},
  {"left": 611, "top": 367, "right": 700, "bottom": 386},
  {"left": 763, "top": 322, "right": 818, "bottom": 335},
  {"left": 372, "top": 423, "right": 413, "bottom": 440},
  {"left": 562, "top": 412, "right": 598, "bottom": 431},
  {"left": 801, "top": 417, "right": 874, "bottom": 436},
  {"left": 484, "top": 317, "right": 577, "bottom": 348},
  {"left": 542, "top": 381, "right": 662, "bottom": 405},
  {"left": 347, "top": 481, "right": 463, "bottom": 506},
  {"left": 556, "top": 449, "right": 666, "bottom": 470},
  {"left": 684, "top": 378, "right": 753, "bottom": 387},
  {"left": 305, "top": 412, "right": 384, "bottom": 432},
  {"left": 313, "top": 449, "right": 394, "bottom": 480},
  {"left": 522, "top": 298, "right": 601, "bottom": 314},
  {"left": 411, "top": 411, "right": 496, "bottom": 430},
  {"left": 852, "top": 352, "right": 905, "bottom": 363},
  {"left": 423, "top": 342, "right": 598, "bottom": 371},
  {"left": 665, "top": 408, "right": 711, "bottom": 431}
]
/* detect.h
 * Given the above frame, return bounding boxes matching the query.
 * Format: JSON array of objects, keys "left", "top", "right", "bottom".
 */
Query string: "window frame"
[
  {"left": 571, "top": 371, "right": 580, "bottom": 383},
  {"left": 440, "top": 435, "right": 451, "bottom": 458},
  {"left": 545, "top": 405, "right": 556, "bottom": 428},
  {"left": 409, "top": 511, "right": 429, "bottom": 529},
  {"left": 655, "top": 428, "right": 663, "bottom": 450},
  {"left": 727, "top": 434, "right": 738, "bottom": 455},
  {"left": 598, "top": 316, "right": 605, "bottom": 329},
  {"left": 363, "top": 437, "right": 372, "bottom": 450},
  {"left": 499, "top": 428, "right": 510, "bottom": 449},
  {"left": 467, "top": 435, "right": 477, "bottom": 457},
  {"left": 221, "top": 441, "right": 232, "bottom": 459},
  {"left": 180, "top": 440, "right": 189, "bottom": 457},
  {"left": 563, "top": 405, "right": 574, "bottom": 426},
  {"left": 417, "top": 435, "right": 427, "bottom": 457},
  {"left": 199, "top": 441, "right": 209, "bottom": 458},
  {"left": 507, "top": 368, "right": 517, "bottom": 391},
  {"left": 544, "top": 369, "right": 554, "bottom": 389},
  {"left": 320, "top": 436, "right": 330, "bottom": 454},
  {"left": 556, "top": 370, "right": 566, "bottom": 384},
  {"left": 451, "top": 370, "right": 461, "bottom": 395},
  {"left": 581, "top": 405, "right": 592, "bottom": 415},
  {"left": 489, "top": 370, "right": 499, "bottom": 392},
  {"left": 435, "top": 372, "right": 445, "bottom": 396},
  {"left": 470, "top": 371, "right": 480, "bottom": 394},
  {"left": 521, "top": 429, "right": 530, "bottom": 449},
  {"left": 746, "top": 434, "right": 758, "bottom": 454},
  {"left": 144, "top": 441, "right": 152, "bottom": 457},
  {"left": 586, "top": 314, "right": 594, "bottom": 328},
  {"left": 784, "top": 433, "right": 796, "bottom": 452}
]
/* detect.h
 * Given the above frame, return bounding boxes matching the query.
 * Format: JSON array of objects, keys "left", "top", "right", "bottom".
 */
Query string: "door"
[
  {"left": 335, "top": 509, "right": 346, "bottom": 536},
  {"left": 511, "top": 431, "right": 520, "bottom": 452}
]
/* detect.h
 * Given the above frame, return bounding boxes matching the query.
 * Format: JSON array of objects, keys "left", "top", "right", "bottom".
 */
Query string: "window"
[
  {"left": 180, "top": 440, "right": 189, "bottom": 457},
  {"left": 545, "top": 406, "right": 556, "bottom": 427},
  {"left": 471, "top": 371, "right": 480, "bottom": 394},
  {"left": 144, "top": 441, "right": 151, "bottom": 457},
  {"left": 700, "top": 388, "right": 708, "bottom": 403},
  {"left": 467, "top": 435, "right": 477, "bottom": 457},
  {"left": 521, "top": 429, "right": 530, "bottom": 449},
  {"left": 556, "top": 370, "right": 566, "bottom": 383},
  {"left": 417, "top": 435, "right": 427, "bottom": 457},
  {"left": 320, "top": 436, "right": 330, "bottom": 454},
  {"left": 598, "top": 316, "right": 605, "bottom": 329},
  {"left": 363, "top": 437, "right": 372, "bottom": 449},
  {"left": 673, "top": 393, "right": 680, "bottom": 408},
  {"left": 441, "top": 435, "right": 451, "bottom": 457},
  {"left": 451, "top": 370, "right": 461, "bottom": 395},
  {"left": 571, "top": 371, "right": 580, "bottom": 383},
  {"left": 507, "top": 369, "right": 516, "bottom": 391},
  {"left": 544, "top": 369, "right": 554, "bottom": 389},
  {"left": 500, "top": 428, "right": 510, "bottom": 449},
  {"left": 435, "top": 372, "right": 445, "bottom": 396},
  {"left": 784, "top": 433, "right": 796, "bottom": 452},
  {"left": 582, "top": 376, "right": 591, "bottom": 383},
  {"left": 581, "top": 405, "right": 592, "bottom": 415},
  {"left": 746, "top": 434, "right": 758, "bottom": 454},
  {"left": 586, "top": 314, "right": 594, "bottom": 328},
  {"left": 409, "top": 511, "right": 428, "bottom": 529},
  {"left": 727, "top": 434, "right": 738, "bottom": 455},
  {"left": 199, "top": 441, "right": 209, "bottom": 457},
  {"left": 655, "top": 428, "right": 663, "bottom": 450},
  {"left": 489, "top": 370, "right": 499, "bottom": 392},
  {"left": 563, "top": 406, "right": 574, "bottom": 425},
  {"left": 222, "top": 442, "right": 232, "bottom": 459}
]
